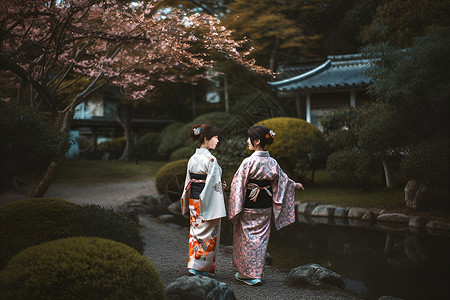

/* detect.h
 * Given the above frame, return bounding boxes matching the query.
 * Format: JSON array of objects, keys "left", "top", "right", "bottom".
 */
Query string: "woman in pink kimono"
[
  {"left": 228, "top": 125, "right": 304, "bottom": 285},
  {"left": 181, "top": 124, "right": 227, "bottom": 277}
]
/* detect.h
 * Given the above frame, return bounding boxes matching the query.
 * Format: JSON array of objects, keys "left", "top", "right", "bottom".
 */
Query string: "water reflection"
[{"left": 264, "top": 215, "right": 450, "bottom": 300}]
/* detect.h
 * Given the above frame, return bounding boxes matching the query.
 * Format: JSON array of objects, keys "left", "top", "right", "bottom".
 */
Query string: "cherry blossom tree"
[{"left": 0, "top": 0, "right": 270, "bottom": 197}]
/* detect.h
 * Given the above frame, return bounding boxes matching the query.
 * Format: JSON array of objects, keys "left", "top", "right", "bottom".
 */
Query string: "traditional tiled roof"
[{"left": 269, "top": 54, "right": 373, "bottom": 91}]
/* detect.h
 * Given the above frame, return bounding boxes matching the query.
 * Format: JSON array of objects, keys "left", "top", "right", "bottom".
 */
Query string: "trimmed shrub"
[
  {"left": 255, "top": 117, "right": 326, "bottom": 180},
  {"left": 170, "top": 146, "right": 195, "bottom": 161},
  {"left": 0, "top": 237, "right": 165, "bottom": 300},
  {"left": 157, "top": 122, "right": 188, "bottom": 159},
  {"left": 187, "top": 111, "right": 234, "bottom": 133},
  {"left": 77, "top": 136, "right": 91, "bottom": 152},
  {"left": 0, "top": 101, "right": 68, "bottom": 189},
  {"left": 0, "top": 198, "right": 82, "bottom": 269},
  {"left": 79, "top": 204, "right": 144, "bottom": 253},
  {"left": 135, "top": 132, "right": 162, "bottom": 161},
  {"left": 401, "top": 137, "right": 450, "bottom": 188},
  {"left": 215, "top": 136, "right": 248, "bottom": 166},
  {"left": 155, "top": 159, "right": 188, "bottom": 200},
  {"left": 326, "top": 149, "right": 379, "bottom": 189},
  {"left": 0, "top": 198, "right": 144, "bottom": 269},
  {"left": 98, "top": 136, "right": 126, "bottom": 159}
]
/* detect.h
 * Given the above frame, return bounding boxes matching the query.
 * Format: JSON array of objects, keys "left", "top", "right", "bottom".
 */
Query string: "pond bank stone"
[
  {"left": 333, "top": 207, "right": 349, "bottom": 218},
  {"left": 347, "top": 207, "right": 368, "bottom": 219},
  {"left": 408, "top": 216, "right": 429, "bottom": 228},
  {"left": 377, "top": 213, "right": 410, "bottom": 224},
  {"left": 311, "top": 205, "right": 335, "bottom": 217},
  {"left": 426, "top": 221, "right": 450, "bottom": 231},
  {"left": 166, "top": 275, "right": 235, "bottom": 300},
  {"left": 288, "top": 263, "right": 344, "bottom": 289},
  {"left": 296, "top": 202, "right": 318, "bottom": 215}
]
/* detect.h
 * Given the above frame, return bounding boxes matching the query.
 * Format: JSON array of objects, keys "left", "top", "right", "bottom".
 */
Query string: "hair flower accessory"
[
  {"left": 269, "top": 130, "right": 276, "bottom": 138},
  {"left": 192, "top": 127, "right": 201, "bottom": 135}
]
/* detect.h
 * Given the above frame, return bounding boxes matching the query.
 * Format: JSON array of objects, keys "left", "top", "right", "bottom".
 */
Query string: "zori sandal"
[
  {"left": 234, "top": 272, "right": 261, "bottom": 286},
  {"left": 188, "top": 269, "right": 209, "bottom": 277}
]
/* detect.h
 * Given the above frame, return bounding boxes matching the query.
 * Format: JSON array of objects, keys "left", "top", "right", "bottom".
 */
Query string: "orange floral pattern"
[{"left": 188, "top": 198, "right": 220, "bottom": 273}]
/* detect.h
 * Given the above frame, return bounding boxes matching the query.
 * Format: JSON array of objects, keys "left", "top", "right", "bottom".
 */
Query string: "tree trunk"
[
  {"left": 117, "top": 104, "right": 133, "bottom": 161},
  {"left": 31, "top": 110, "right": 74, "bottom": 197},
  {"left": 223, "top": 75, "right": 229, "bottom": 113},
  {"left": 31, "top": 75, "right": 105, "bottom": 197},
  {"left": 381, "top": 154, "right": 394, "bottom": 189}
]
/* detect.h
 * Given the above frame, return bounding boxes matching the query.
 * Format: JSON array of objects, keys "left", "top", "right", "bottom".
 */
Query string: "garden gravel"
[{"left": 1, "top": 180, "right": 363, "bottom": 299}]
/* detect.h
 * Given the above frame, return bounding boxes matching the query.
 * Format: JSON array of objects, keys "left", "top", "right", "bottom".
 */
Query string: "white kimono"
[
  {"left": 181, "top": 148, "right": 226, "bottom": 273},
  {"left": 181, "top": 148, "right": 226, "bottom": 220}
]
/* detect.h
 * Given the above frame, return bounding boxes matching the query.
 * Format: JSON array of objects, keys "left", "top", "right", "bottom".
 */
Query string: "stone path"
[{"left": 0, "top": 181, "right": 363, "bottom": 300}]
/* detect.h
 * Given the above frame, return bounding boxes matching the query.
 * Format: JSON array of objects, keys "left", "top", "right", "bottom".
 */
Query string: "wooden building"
[{"left": 269, "top": 54, "right": 374, "bottom": 129}]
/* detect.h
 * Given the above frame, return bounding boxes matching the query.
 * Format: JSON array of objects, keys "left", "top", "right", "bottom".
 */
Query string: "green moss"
[{"left": 0, "top": 237, "right": 165, "bottom": 300}]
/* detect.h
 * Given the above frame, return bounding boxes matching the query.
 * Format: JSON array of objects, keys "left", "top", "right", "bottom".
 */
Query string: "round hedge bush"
[
  {"left": 0, "top": 198, "right": 82, "bottom": 269},
  {"left": 157, "top": 122, "right": 188, "bottom": 159},
  {"left": 135, "top": 132, "right": 162, "bottom": 161},
  {"left": 170, "top": 146, "right": 195, "bottom": 161},
  {"left": 185, "top": 112, "right": 234, "bottom": 134},
  {"left": 155, "top": 159, "right": 188, "bottom": 198},
  {"left": 255, "top": 117, "right": 325, "bottom": 179},
  {"left": 0, "top": 237, "right": 165, "bottom": 300},
  {"left": 98, "top": 136, "right": 126, "bottom": 159},
  {"left": 0, "top": 198, "right": 144, "bottom": 269},
  {"left": 326, "top": 149, "right": 379, "bottom": 189}
]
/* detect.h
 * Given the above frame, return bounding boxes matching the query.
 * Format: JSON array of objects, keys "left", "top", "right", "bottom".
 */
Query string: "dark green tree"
[{"left": 359, "top": 0, "right": 450, "bottom": 47}]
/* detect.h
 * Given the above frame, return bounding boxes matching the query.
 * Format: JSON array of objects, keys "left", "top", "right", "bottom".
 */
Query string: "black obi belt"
[
  {"left": 244, "top": 179, "right": 273, "bottom": 208},
  {"left": 189, "top": 173, "right": 207, "bottom": 199}
]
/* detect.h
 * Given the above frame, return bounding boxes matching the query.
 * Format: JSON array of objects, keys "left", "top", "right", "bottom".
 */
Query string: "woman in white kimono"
[
  {"left": 228, "top": 125, "right": 304, "bottom": 285},
  {"left": 180, "top": 124, "right": 226, "bottom": 277}
]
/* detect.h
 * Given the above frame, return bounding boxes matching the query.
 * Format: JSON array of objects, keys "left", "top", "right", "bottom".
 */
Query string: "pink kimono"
[{"left": 228, "top": 150, "right": 296, "bottom": 279}]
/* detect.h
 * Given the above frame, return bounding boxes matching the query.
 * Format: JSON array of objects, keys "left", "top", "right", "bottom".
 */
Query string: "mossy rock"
[
  {"left": 0, "top": 198, "right": 144, "bottom": 269},
  {"left": 255, "top": 117, "right": 325, "bottom": 178},
  {"left": 0, "top": 237, "right": 165, "bottom": 300},
  {"left": 155, "top": 159, "right": 188, "bottom": 199}
]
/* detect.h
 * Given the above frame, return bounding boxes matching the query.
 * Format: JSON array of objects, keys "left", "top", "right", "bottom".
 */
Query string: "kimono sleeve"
[
  {"left": 227, "top": 159, "right": 250, "bottom": 221},
  {"left": 198, "top": 156, "right": 226, "bottom": 220},
  {"left": 180, "top": 163, "right": 191, "bottom": 215},
  {"left": 271, "top": 163, "right": 296, "bottom": 230}
]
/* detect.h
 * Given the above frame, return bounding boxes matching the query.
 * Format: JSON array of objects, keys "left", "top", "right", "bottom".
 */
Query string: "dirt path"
[{"left": 0, "top": 181, "right": 363, "bottom": 300}]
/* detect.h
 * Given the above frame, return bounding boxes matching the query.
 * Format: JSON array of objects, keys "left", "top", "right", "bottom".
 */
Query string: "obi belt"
[
  {"left": 244, "top": 179, "right": 273, "bottom": 208},
  {"left": 187, "top": 173, "right": 207, "bottom": 200}
]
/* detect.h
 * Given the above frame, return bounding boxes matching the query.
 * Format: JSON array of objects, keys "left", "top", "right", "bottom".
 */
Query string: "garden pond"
[{"left": 222, "top": 215, "right": 450, "bottom": 300}]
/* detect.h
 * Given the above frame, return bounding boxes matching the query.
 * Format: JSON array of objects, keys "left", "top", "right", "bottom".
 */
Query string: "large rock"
[
  {"left": 296, "top": 202, "right": 318, "bottom": 215},
  {"left": 404, "top": 179, "right": 429, "bottom": 210},
  {"left": 115, "top": 207, "right": 139, "bottom": 224},
  {"left": 168, "top": 201, "right": 183, "bottom": 216},
  {"left": 408, "top": 216, "right": 428, "bottom": 228},
  {"left": 426, "top": 221, "right": 450, "bottom": 231},
  {"left": 333, "top": 207, "right": 349, "bottom": 218},
  {"left": 166, "top": 275, "right": 235, "bottom": 300},
  {"left": 347, "top": 207, "right": 368, "bottom": 219},
  {"left": 311, "top": 205, "right": 335, "bottom": 218},
  {"left": 377, "top": 213, "right": 410, "bottom": 224},
  {"left": 288, "top": 263, "right": 344, "bottom": 289}
]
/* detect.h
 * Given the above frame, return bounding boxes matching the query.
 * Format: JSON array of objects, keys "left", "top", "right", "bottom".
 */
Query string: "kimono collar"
[
  {"left": 196, "top": 148, "right": 211, "bottom": 155},
  {"left": 251, "top": 150, "right": 270, "bottom": 157}
]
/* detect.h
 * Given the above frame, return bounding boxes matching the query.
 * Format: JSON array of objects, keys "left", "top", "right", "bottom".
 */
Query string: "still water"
[
  {"left": 221, "top": 216, "right": 450, "bottom": 300},
  {"left": 265, "top": 217, "right": 450, "bottom": 300}
]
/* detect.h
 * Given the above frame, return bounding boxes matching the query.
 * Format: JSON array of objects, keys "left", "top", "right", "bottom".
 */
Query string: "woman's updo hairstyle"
[
  {"left": 248, "top": 125, "right": 275, "bottom": 148},
  {"left": 189, "top": 124, "right": 220, "bottom": 144}
]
